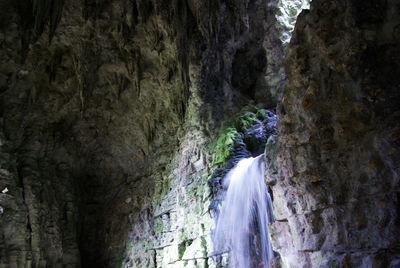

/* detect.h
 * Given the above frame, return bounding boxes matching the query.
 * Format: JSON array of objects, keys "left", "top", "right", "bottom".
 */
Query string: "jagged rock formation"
[
  {"left": 0, "top": 0, "right": 274, "bottom": 267},
  {"left": 271, "top": 0, "right": 400, "bottom": 267},
  {"left": 1, "top": 0, "right": 191, "bottom": 266},
  {"left": 0, "top": 0, "right": 399, "bottom": 267}
]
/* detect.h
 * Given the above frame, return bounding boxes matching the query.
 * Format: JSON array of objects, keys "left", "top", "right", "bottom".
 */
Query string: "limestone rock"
[
  {"left": 0, "top": 0, "right": 398, "bottom": 267},
  {"left": 271, "top": 0, "right": 400, "bottom": 267}
]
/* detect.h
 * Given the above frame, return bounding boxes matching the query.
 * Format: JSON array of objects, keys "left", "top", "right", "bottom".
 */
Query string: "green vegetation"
[
  {"left": 208, "top": 106, "right": 267, "bottom": 168},
  {"left": 234, "top": 109, "right": 265, "bottom": 132},
  {"left": 126, "top": 240, "right": 135, "bottom": 252},
  {"left": 210, "top": 126, "right": 239, "bottom": 167},
  {"left": 155, "top": 219, "right": 163, "bottom": 234},
  {"left": 178, "top": 240, "right": 190, "bottom": 260}
]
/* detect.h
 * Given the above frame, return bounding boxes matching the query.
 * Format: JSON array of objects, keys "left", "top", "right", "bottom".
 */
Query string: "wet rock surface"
[
  {"left": 0, "top": 0, "right": 275, "bottom": 267},
  {"left": 271, "top": 0, "right": 400, "bottom": 267},
  {"left": 0, "top": 0, "right": 399, "bottom": 267}
]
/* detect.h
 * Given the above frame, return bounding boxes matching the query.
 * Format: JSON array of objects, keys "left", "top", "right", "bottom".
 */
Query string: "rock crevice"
[{"left": 0, "top": 0, "right": 399, "bottom": 267}]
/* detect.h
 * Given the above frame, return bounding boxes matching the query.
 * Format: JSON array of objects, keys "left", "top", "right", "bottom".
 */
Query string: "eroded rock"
[{"left": 271, "top": 0, "right": 400, "bottom": 267}]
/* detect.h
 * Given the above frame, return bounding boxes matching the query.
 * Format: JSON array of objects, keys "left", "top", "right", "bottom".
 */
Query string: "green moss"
[
  {"left": 200, "top": 237, "right": 207, "bottom": 257},
  {"left": 178, "top": 242, "right": 187, "bottom": 259},
  {"left": 256, "top": 109, "right": 266, "bottom": 120},
  {"left": 234, "top": 111, "right": 258, "bottom": 132},
  {"left": 208, "top": 107, "right": 266, "bottom": 168},
  {"left": 126, "top": 240, "right": 135, "bottom": 251},
  {"left": 155, "top": 219, "right": 163, "bottom": 234},
  {"left": 211, "top": 126, "right": 239, "bottom": 167}
]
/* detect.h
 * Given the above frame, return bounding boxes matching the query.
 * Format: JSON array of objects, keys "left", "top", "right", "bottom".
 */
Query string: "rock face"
[
  {"left": 0, "top": 0, "right": 194, "bottom": 266},
  {"left": 0, "top": 0, "right": 399, "bottom": 267},
  {"left": 0, "top": 0, "right": 276, "bottom": 267},
  {"left": 271, "top": 0, "right": 400, "bottom": 267},
  {"left": 1, "top": 0, "right": 192, "bottom": 265}
]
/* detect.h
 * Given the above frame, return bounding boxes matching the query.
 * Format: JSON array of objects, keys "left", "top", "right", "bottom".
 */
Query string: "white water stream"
[{"left": 214, "top": 155, "right": 274, "bottom": 267}]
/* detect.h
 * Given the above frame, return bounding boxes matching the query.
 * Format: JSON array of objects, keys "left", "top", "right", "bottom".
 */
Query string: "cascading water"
[{"left": 213, "top": 154, "right": 274, "bottom": 268}]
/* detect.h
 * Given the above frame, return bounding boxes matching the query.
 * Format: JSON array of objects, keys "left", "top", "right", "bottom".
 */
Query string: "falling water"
[{"left": 214, "top": 154, "right": 274, "bottom": 268}]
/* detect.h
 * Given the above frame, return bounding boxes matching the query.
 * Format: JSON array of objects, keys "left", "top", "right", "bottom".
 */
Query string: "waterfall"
[{"left": 213, "top": 154, "right": 274, "bottom": 268}]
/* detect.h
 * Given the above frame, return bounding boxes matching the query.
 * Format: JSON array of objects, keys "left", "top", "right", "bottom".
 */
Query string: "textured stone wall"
[
  {"left": 271, "top": 0, "right": 400, "bottom": 267},
  {"left": 0, "top": 0, "right": 277, "bottom": 267},
  {"left": 1, "top": 0, "right": 399, "bottom": 267},
  {"left": 0, "top": 0, "right": 191, "bottom": 266},
  {"left": 121, "top": 0, "right": 278, "bottom": 266}
]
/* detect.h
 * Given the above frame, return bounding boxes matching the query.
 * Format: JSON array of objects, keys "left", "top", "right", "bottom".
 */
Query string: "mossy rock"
[
  {"left": 207, "top": 107, "right": 277, "bottom": 217},
  {"left": 208, "top": 106, "right": 268, "bottom": 169}
]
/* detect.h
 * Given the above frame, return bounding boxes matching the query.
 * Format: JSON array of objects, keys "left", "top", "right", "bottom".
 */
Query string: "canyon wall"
[
  {"left": 0, "top": 0, "right": 399, "bottom": 267},
  {"left": 271, "top": 0, "right": 400, "bottom": 267},
  {"left": 0, "top": 0, "right": 275, "bottom": 267}
]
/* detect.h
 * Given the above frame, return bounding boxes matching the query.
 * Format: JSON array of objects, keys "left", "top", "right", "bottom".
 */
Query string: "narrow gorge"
[{"left": 0, "top": 0, "right": 399, "bottom": 267}]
